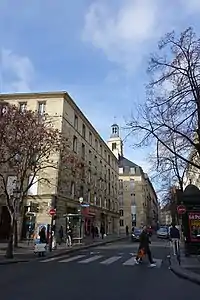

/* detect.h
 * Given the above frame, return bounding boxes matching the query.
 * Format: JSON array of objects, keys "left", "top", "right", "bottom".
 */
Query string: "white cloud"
[
  {"left": 0, "top": 49, "right": 34, "bottom": 92},
  {"left": 82, "top": 0, "right": 161, "bottom": 71}
]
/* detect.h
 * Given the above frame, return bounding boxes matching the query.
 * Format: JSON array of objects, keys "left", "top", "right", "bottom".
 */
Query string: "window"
[
  {"left": 100, "top": 144, "right": 102, "bottom": 155},
  {"left": 19, "top": 102, "right": 27, "bottom": 112},
  {"left": 38, "top": 102, "right": 46, "bottom": 115},
  {"left": 88, "top": 169, "right": 91, "bottom": 183},
  {"left": 119, "top": 167, "right": 123, "bottom": 174},
  {"left": 94, "top": 193, "right": 97, "bottom": 205},
  {"left": 88, "top": 190, "right": 91, "bottom": 202},
  {"left": 104, "top": 150, "right": 107, "bottom": 160},
  {"left": 80, "top": 186, "right": 84, "bottom": 197},
  {"left": 130, "top": 167, "right": 136, "bottom": 175},
  {"left": 27, "top": 175, "right": 38, "bottom": 195},
  {"left": 82, "top": 124, "right": 86, "bottom": 138},
  {"left": 112, "top": 143, "right": 116, "bottom": 151},
  {"left": 89, "top": 132, "right": 92, "bottom": 145},
  {"left": 6, "top": 176, "right": 17, "bottom": 196},
  {"left": 119, "top": 209, "right": 123, "bottom": 217},
  {"left": 73, "top": 136, "right": 77, "bottom": 152},
  {"left": 74, "top": 114, "right": 78, "bottom": 130},
  {"left": 119, "top": 179, "right": 123, "bottom": 189},
  {"left": 130, "top": 179, "right": 135, "bottom": 189},
  {"left": 120, "top": 220, "right": 124, "bottom": 227},
  {"left": 108, "top": 154, "right": 110, "bottom": 164},
  {"left": 81, "top": 143, "right": 85, "bottom": 159},
  {"left": 95, "top": 139, "right": 98, "bottom": 151},
  {"left": 70, "top": 182, "right": 75, "bottom": 198}
]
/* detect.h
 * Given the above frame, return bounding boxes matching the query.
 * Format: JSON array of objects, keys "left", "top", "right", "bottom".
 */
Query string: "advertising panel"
[{"left": 188, "top": 212, "right": 200, "bottom": 242}]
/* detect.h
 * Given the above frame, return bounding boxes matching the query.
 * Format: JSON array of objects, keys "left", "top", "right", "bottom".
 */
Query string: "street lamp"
[{"left": 79, "top": 197, "right": 84, "bottom": 240}]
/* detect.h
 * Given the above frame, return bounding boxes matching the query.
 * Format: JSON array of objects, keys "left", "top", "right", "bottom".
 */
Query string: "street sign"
[
  {"left": 49, "top": 208, "right": 56, "bottom": 216},
  {"left": 177, "top": 205, "right": 186, "bottom": 215}
]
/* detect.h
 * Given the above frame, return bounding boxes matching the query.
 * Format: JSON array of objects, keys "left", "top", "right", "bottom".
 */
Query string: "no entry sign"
[
  {"left": 177, "top": 205, "right": 186, "bottom": 215},
  {"left": 49, "top": 208, "right": 56, "bottom": 216}
]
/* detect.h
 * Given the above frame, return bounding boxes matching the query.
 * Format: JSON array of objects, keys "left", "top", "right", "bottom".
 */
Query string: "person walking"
[
  {"left": 134, "top": 226, "right": 156, "bottom": 267},
  {"left": 169, "top": 223, "right": 180, "bottom": 255},
  {"left": 100, "top": 224, "right": 105, "bottom": 239}
]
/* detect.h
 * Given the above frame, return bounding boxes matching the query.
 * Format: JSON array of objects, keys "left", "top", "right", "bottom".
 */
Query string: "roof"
[
  {"left": 183, "top": 184, "right": 200, "bottom": 197},
  {"left": 119, "top": 156, "right": 139, "bottom": 168},
  {"left": 118, "top": 156, "right": 143, "bottom": 176}
]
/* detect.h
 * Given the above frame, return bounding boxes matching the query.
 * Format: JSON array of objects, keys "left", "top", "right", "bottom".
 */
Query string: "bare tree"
[
  {"left": 126, "top": 27, "right": 200, "bottom": 171},
  {"left": 0, "top": 103, "right": 84, "bottom": 258}
]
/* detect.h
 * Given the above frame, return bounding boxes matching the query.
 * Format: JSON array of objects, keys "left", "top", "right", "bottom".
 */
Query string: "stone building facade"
[
  {"left": 0, "top": 92, "right": 119, "bottom": 240},
  {"left": 107, "top": 124, "right": 159, "bottom": 234}
]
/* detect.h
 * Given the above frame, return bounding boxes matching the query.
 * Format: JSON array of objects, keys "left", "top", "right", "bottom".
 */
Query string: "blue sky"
[{"left": 1, "top": 0, "right": 200, "bottom": 178}]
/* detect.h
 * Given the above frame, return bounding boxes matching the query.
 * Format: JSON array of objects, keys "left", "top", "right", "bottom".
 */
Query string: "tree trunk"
[
  {"left": 14, "top": 219, "right": 18, "bottom": 248},
  {"left": 5, "top": 215, "right": 14, "bottom": 259}
]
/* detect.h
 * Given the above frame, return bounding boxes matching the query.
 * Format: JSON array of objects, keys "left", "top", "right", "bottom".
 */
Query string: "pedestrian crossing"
[{"left": 41, "top": 254, "right": 163, "bottom": 268}]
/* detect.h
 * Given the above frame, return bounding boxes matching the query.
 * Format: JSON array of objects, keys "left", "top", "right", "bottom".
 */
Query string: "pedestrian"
[
  {"left": 134, "top": 226, "right": 156, "bottom": 267},
  {"left": 66, "top": 226, "right": 72, "bottom": 247},
  {"left": 169, "top": 223, "right": 180, "bottom": 255},
  {"left": 100, "top": 224, "right": 105, "bottom": 239},
  {"left": 39, "top": 226, "right": 47, "bottom": 257},
  {"left": 58, "top": 226, "right": 64, "bottom": 245},
  {"left": 126, "top": 225, "right": 129, "bottom": 236}
]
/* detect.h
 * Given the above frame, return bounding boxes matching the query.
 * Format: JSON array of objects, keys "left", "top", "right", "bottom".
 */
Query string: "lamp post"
[{"left": 79, "top": 197, "right": 83, "bottom": 239}]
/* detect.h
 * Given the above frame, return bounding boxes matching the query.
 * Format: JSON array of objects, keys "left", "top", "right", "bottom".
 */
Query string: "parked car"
[
  {"left": 131, "top": 228, "right": 142, "bottom": 242},
  {"left": 157, "top": 227, "right": 169, "bottom": 239}
]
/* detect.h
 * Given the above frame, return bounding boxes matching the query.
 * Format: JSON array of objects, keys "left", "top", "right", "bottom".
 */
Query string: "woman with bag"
[{"left": 134, "top": 226, "right": 156, "bottom": 267}]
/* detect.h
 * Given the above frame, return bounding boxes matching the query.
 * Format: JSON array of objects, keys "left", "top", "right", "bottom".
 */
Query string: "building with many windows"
[
  {"left": 107, "top": 124, "right": 159, "bottom": 233},
  {"left": 0, "top": 92, "right": 119, "bottom": 240}
]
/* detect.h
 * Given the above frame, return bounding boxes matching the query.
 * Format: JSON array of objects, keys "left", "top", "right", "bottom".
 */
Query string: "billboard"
[{"left": 188, "top": 212, "right": 200, "bottom": 242}]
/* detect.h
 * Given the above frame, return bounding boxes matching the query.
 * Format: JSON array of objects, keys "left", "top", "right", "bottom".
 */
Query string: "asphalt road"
[{"left": 1, "top": 239, "right": 200, "bottom": 300}]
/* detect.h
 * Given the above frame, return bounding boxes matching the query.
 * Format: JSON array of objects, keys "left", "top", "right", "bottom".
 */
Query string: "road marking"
[
  {"left": 78, "top": 255, "right": 103, "bottom": 264},
  {"left": 123, "top": 257, "right": 137, "bottom": 266},
  {"left": 153, "top": 258, "right": 163, "bottom": 268},
  {"left": 41, "top": 255, "right": 69, "bottom": 263},
  {"left": 100, "top": 256, "right": 122, "bottom": 265},
  {"left": 59, "top": 255, "right": 85, "bottom": 263}
]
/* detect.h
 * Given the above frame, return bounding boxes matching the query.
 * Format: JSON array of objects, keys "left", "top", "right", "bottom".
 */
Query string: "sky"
[{"left": 1, "top": 0, "right": 200, "bottom": 182}]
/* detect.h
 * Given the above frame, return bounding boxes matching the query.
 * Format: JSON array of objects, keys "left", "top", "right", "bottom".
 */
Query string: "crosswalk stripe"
[
  {"left": 59, "top": 255, "right": 85, "bottom": 263},
  {"left": 122, "top": 257, "right": 137, "bottom": 266},
  {"left": 100, "top": 256, "right": 122, "bottom": 265},
  {"left": 78, "top": 255, "right": 103, "bottom": 264},
  {"left": 41, "top": 255, "right": 69, "bottom": 263},
  {"left": 153, "top": 258, "right": 162, "bottom": 268}
]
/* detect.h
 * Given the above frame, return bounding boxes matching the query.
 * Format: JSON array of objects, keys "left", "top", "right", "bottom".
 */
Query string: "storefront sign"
[{"left": 188, "top": 212, "right": 200, "bottom": 242}]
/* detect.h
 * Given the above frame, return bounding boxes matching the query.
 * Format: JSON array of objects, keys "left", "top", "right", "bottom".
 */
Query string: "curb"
[
  {"left": 0, "top": 260, "right": 30, "bottom": 265},
  {"left": 168, "top": 246, "right": 200, "bottom": 286},
  {"left": 170, "top": 265, "right": 200, "bottom": 286},
  {"left": 0, "top": 236, "right": 127, "bottom": 265}
]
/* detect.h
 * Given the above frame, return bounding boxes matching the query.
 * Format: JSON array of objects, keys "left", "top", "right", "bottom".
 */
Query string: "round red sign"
[
  {"left": 177, "top": 205, "right": 186, "bottom": 215},
  {"left": 49, "top": 208, "right": 56, "bottom": 216}
]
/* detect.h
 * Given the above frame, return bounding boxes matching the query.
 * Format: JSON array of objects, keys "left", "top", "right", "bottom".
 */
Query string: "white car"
[{"left": 157, "top": 227, "right": 169, "bottom": 239}]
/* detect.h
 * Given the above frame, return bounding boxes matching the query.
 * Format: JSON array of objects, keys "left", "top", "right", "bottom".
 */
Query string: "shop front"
[{"left": 82, "top": 206, "right": 96, "bottom": 236}]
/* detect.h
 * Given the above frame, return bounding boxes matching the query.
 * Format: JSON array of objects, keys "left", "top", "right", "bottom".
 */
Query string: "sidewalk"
[
  {"left": 0, "top": 234, "right": 127, "bottom": 265},
  {"left": 169, "top": 242, "right": 200, "bottom": 285}
]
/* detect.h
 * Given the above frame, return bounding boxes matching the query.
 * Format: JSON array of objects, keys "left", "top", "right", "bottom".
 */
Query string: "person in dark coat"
[
  {"left": 100, "top": 224, "right": 105, "bottom": 239},
  {"left": 39, "top": 226, "right": 46, "bottom": 243},
  {"left": 134, "top": 226, "right": 156, "bottom": 267},
  {"left": 39, "top": 226, "right": 47, "bottom": 257}
]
